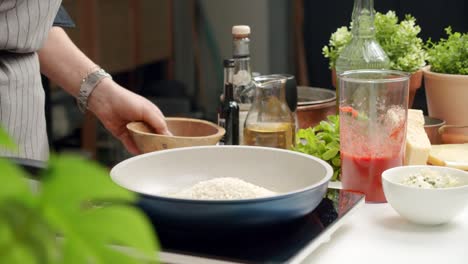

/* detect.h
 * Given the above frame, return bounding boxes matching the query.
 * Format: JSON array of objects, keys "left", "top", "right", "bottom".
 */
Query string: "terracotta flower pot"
[
  {"left": 423, "top": 66, "right": 468, "bottom": 126},
  {"left": 331, "top": 68, "right": 423, "bottom": 108},
  {"left": 408, "top": 69, "right": 423, "bottom": 108}
]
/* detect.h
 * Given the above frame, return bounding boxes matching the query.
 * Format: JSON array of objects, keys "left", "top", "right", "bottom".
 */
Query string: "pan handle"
[{"left": 438, "top": 124, "right": 468, "bottom": 135}]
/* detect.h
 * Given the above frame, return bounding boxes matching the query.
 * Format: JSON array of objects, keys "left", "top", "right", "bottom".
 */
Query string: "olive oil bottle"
[
  {"left": 244, "top": 122, "right": 295, "bottom": 149},
  {"left": 232, "top": 25, "right": 255, "bottom": 144},
  {"left": 244, "top": 75, "right": 296, "bottom": 150}
]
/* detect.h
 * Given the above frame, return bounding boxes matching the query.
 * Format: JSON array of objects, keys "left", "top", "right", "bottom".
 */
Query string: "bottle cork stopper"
[{"left": 232, "top": 25, "right": 251, "bottom": 36}]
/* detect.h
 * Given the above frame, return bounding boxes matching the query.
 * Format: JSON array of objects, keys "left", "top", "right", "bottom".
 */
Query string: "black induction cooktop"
[{"left": 153, "top": 188, "right": 364, "bottom": 264}]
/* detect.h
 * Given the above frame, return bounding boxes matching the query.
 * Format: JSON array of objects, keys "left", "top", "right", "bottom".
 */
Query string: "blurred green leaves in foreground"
[{"left": 0, "top": 126, "right": 159, "bottom": 264}]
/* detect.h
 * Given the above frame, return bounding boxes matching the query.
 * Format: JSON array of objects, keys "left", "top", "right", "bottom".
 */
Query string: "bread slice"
[
  {"left": 428, "top": 144, "right": 468, "bottom": 170},
  {"left": 404, "top": 109, "right": 431, "bottom": 165}
]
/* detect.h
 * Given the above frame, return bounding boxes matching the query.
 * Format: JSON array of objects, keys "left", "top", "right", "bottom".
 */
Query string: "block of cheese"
[
  {"left": 404, "top": 109, "right": 431, "bottom": 165},
  {"left": 407, "top": 108, "right": 425, "bottom": 126},
  {"left": 428, "top": 144, "right": 468, "bottom": 170}
]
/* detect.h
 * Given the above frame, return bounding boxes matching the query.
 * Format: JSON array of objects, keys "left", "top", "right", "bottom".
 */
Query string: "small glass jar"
[{"left": 244, "top": 75, "right": 296, "bottom": 150}]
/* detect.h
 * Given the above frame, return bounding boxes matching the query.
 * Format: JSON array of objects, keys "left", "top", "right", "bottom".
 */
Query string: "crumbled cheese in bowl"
[
  {"left": 401, "top": 168, "right": 460, "bottom": 188},
  {"left": 169, "top": 177, "right": 277, "bottom": 200}
]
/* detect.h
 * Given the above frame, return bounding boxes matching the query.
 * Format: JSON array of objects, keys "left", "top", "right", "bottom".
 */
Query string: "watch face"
[{"left": 149, "top": 188, "right": 364, "bottom": 263}]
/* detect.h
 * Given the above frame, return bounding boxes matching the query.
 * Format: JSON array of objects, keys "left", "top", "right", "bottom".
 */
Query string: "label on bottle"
[
  {"left": 233, "top": 38, "right": 250, "bottom": 57},
  {"left": 218, "top": 115, "right": 226, "bottom": 145},
  {"left": 238, "top": 103, "right": 251, "bottom": 145},
  {"left": 233, "top": 70, "right": 251, "bottom": 86},
  {"left": 218, "top": 117, "right": 226, "bottom": 128}
]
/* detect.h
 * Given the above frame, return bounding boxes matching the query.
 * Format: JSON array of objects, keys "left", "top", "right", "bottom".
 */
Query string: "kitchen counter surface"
[{"left": 303, "top": 202, "right": 468, "bottom": 264}]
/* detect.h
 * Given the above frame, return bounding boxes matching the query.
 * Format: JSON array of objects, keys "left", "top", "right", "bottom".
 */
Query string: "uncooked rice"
[{"left": 170, "top": 177, "right": 276, "bottom": 200}]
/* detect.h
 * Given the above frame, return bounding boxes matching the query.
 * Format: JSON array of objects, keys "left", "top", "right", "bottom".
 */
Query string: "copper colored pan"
[
  {"left": 424, "top": 116, "right": 468, "bottom": 144},
  {"left": 296, "top": 87, "right": 336, "bottom": 129}
]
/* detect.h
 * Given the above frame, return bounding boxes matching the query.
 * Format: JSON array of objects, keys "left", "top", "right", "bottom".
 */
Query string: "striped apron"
[{"left": 0, "top": 0, "right": 62, "bottom": 161}]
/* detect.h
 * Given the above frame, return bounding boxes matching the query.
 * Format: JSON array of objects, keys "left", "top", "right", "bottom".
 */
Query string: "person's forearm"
[
  {"left": 38, "top": 27, "right": 98, "bottom": 98},
  {"left": 37, "top": 26, "right": 171, "bottom": 147}
]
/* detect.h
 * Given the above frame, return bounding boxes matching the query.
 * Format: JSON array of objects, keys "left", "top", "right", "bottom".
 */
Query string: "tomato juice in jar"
[
  {"left": 341, "top": 151, "right": 403, "bottom": 202},
  {"left": 339, "top": 70, "right": 409, "bottom": 203}
]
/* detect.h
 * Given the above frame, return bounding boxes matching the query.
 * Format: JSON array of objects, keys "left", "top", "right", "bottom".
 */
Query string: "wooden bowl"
[{"left": 127, "top": 117, "right": 225, "bottom": 153}]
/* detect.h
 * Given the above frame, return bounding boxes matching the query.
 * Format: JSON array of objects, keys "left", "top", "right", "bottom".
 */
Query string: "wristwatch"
[{"left": 77, "top": 68, "right": 112, "bottom": 113}]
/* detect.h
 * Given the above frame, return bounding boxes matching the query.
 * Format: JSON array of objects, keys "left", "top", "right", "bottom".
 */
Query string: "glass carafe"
[
  {"left": 335, "top": 0, "right": 390, "bottom": 72},
  {"left": 244, "top": 75, "right": 296, "bottom": 150},
  {"left": 335, "top": 0, "right": 390, "bottom": 109}
]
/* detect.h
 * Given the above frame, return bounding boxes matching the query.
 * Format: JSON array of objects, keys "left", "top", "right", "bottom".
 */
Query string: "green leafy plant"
[
  {"left": 0, "top": 126, "right": 159, "bottom": 264},
  {"left": 323, "top": 11, "right": 427, "bottom": 72},
  {"left": 426, "top": 27, "right": 468, "bottom": 75},
  {"left": 293, "top": 115, "right": 341, "bottom": 181}
]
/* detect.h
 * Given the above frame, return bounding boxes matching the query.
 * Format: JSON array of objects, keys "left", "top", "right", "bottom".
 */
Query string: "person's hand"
[{"left": 87, "top": 78, "right": 171, "bottom": 154}]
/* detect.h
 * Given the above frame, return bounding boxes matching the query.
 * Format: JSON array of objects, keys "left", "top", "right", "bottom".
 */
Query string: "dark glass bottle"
[{"left": 217, "top": 59, "right": 240, "bottom": 145}]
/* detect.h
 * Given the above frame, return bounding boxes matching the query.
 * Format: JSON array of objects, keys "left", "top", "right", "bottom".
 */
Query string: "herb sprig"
[
  {"left": 293, "top": 115, "right": 341, "bottom": 181},
  {"left": 322, "top": 27, "right": 352, "bottom": 70},
  {"left": 426, "top": 27, "right": 468, "bottom": 75}
]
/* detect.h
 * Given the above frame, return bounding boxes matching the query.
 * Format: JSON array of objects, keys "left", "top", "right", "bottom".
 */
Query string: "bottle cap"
[
  {"left": 223, "top": 59, "right": 235, "bottom": 68},
  {"left": 232, "top": 25, "right": 251, "bottom": 37}
]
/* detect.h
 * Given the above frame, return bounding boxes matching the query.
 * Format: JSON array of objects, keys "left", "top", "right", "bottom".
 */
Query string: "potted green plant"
[
  {"left": 323, "top": 11, "right": 427, "bottom": 107},
  {"left": 424, "top": 27, "right": 468, "bottom": 127},
  {"left": 0, "top": 128, "right": 159, "bottom": 263}
]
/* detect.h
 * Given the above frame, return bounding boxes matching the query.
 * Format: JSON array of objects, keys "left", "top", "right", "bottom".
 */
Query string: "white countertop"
[{"left": 303, "top": 203, "right": 468, "bottom": 264}]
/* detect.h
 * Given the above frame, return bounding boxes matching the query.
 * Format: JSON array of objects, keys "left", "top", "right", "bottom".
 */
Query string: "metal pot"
[
  {"left": 424, "top": 116, "right": 445, "bottom": 144},
  {"left": 296, "top": 87, "right": 336, "bottom": 129}
]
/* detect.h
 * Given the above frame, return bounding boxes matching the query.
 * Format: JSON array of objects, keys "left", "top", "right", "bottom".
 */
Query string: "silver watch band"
[{"left": 77, "top": 68, "right": 112, "bottom": 113}]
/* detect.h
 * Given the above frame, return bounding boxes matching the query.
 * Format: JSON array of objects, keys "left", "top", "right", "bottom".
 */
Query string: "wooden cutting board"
[{"left": 428, "top": 143, "right": 468, "bottom": 170}]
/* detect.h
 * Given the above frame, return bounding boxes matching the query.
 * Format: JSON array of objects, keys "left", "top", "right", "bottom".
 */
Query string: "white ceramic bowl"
[{"left": 382, "top": 165, "right": 468, "bottom": 225}]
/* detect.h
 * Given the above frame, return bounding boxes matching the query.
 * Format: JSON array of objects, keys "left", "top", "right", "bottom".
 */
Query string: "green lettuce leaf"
[{"left": 294, "top": 115, "right": 341, "bottom": 181}]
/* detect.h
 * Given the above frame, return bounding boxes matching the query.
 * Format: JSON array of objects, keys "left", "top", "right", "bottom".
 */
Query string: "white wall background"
[{"left": 200, "top": 0, "right": 270, "bottom": 75}]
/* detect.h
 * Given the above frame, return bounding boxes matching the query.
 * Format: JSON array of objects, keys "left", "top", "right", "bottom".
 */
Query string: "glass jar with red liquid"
[{"left": 339, "top": 70, "right": 409, "bottom": 203}]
